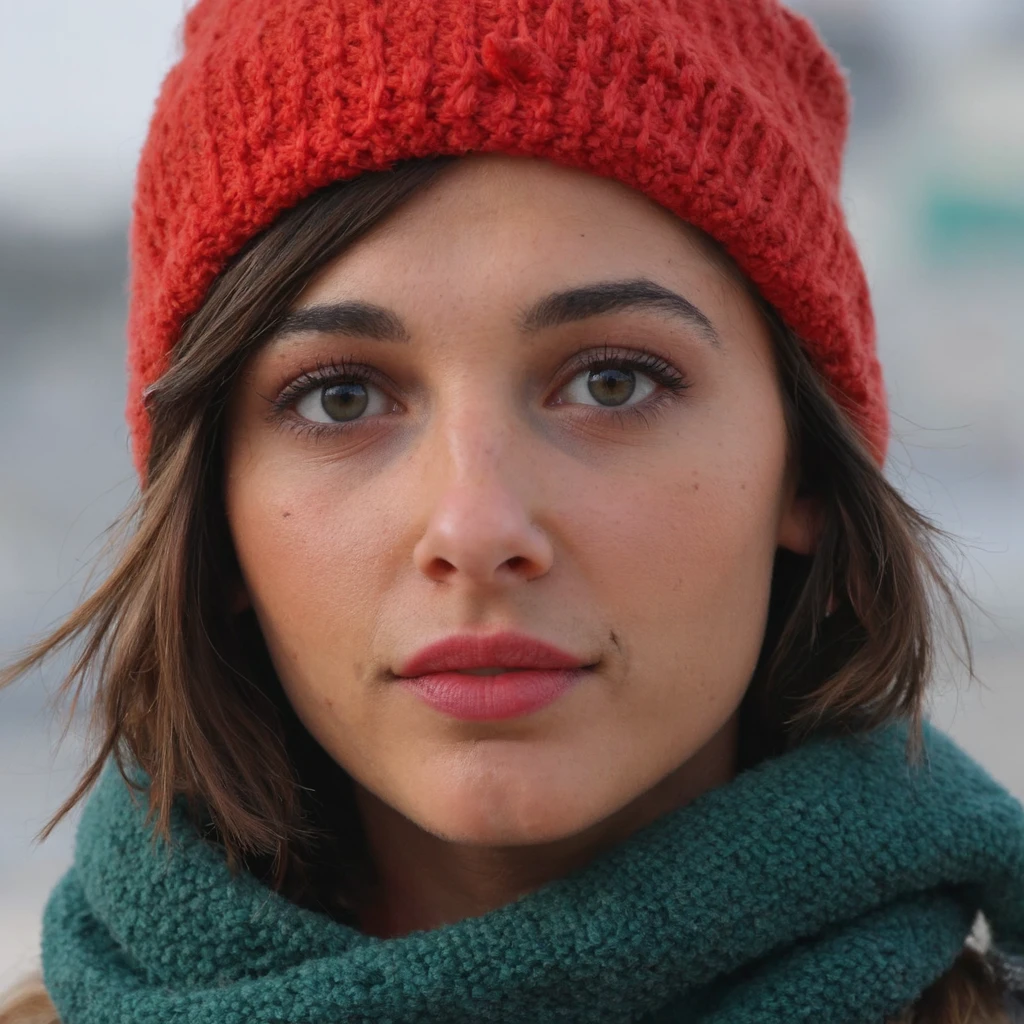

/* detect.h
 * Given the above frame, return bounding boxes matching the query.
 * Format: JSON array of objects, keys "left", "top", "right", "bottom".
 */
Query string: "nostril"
[{"left": 429, "top": 557, "right": 457, "bottom": 578}]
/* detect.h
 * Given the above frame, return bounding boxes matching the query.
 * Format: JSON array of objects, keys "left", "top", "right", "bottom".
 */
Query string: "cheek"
[
  {"left": 575, "top": 409, "right": 788, "bottom": 702},
  {"left": 582, "top": 424, "right": 784, "bottom": 588},
  {"left": 224, "top": 459, "right": 395, "bottom": 695}
]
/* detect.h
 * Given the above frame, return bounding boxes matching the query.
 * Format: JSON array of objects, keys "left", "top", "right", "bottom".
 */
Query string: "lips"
[{"left": 396, "top": 630, "right": 590, "bottom": 678}]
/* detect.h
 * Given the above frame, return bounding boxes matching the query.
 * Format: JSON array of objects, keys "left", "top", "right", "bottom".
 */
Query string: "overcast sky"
[
  {"left": 0, "top": 0, "right": 189, "bottom": 231},
  {"left": 0, "top": 0, "right": 1011, "bottom": 233}
]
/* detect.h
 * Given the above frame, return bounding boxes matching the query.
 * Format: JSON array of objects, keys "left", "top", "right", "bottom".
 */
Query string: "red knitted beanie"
[{"left": 126, "top": 0, "right": 887, "bottom": 480}]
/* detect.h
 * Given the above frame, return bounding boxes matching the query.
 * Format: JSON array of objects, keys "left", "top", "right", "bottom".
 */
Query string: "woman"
[{"left": 2, "top": 0, "right": 1023, "bottom": 1021}]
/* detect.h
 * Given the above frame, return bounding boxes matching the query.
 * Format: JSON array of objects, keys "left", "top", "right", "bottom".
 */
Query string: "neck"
[{"left": 351, "top": 712, "right": 739, "bottom": 939}]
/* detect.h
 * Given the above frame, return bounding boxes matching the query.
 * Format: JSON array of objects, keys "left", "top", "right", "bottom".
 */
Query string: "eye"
[
  {"left": 293, "top": 377, "right": 393, "bottom": 424},
  {"left": 554, "top": 348, "right": 689, "bottom": 411},
  {"left": 270, "top": 349, "right": 690, "bottom": 441},
  {"left": 560, "top": 363, "right": 658, "bottom": 408}
]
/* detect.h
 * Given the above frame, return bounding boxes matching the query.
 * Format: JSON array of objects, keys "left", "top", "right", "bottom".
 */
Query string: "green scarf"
[{"left": 41, "top": 720, "right": 1024, "bottom": 1024}]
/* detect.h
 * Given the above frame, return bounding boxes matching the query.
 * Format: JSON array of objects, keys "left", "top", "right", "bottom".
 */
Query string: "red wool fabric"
[{"left": 126, "top": 0, "right": 887, "bottom": 481}]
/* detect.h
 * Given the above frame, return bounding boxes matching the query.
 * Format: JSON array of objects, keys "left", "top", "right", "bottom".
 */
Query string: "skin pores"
[{"left": 222, "top": 153, "right": 818, "bottom": 932}]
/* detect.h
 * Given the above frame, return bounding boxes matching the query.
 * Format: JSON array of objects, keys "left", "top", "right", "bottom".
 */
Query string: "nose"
[{"left": 411, "top": 406, "right": 555, "bottom": 588}]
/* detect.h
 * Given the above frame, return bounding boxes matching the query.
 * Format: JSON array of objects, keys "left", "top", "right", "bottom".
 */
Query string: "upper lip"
[{"left": 396, "top": 631, "right": 591, "bottom": 677}]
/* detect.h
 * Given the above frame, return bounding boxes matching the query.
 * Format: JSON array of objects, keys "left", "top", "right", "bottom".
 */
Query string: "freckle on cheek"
[{"left": 282, "top": 510, "right": 292, "bottom": 519}]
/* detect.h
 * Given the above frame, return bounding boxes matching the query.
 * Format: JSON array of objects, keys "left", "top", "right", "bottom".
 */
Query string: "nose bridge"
[
  {"left": 411, "top": 381, "right": 554, "bottom": 585},
  {"left": 436, "top": 382, "right": 518, "bottom": 483},
  {"left": 424, "top": 381, "right": 532, "bottom": 525}
]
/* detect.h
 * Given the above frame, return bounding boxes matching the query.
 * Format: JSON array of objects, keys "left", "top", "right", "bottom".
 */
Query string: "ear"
[{"left": 776, "top": 488, "right": 823, "bottom": 556}]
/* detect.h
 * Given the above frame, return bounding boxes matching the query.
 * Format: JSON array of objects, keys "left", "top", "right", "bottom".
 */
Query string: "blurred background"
[{"left": 2, "top": 0, "right": 1023, "bottom": 989}]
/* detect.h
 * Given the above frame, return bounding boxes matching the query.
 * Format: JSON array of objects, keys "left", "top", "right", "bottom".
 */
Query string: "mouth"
[
  {"left": 393, "top": 631, "right": 598, "bottom": 721},
  {"left": 396, "top": 630, "right": 592, "bottom": 678},
  {"left": 396, "top": 666, "right": 593, "bottom": 721},
  {"left": 449, "top": 667, "right": 530, "bottom": 676}
]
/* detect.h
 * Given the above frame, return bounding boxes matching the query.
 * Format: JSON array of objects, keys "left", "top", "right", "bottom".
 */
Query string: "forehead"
[{"left": 294, "top": 153, "right": 742, "bottom": 315}]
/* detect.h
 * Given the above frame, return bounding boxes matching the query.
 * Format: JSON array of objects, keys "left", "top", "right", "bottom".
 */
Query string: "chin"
[
  {"left": 418, "top": 804, "right": 598, "bottom": 847},
  {"left": 403, "top": 767, "right": 614, "bottom": 847}
]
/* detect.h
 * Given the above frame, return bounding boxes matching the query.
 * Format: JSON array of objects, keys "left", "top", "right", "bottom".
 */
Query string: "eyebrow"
[{"left": 267, "top": 277, "right": 721, "bottom": 348}]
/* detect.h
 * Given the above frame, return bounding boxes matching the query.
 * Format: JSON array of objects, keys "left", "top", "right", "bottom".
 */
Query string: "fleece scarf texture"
[{"left": 41, "top": 720, "right": 1024, "bottom": 1024}]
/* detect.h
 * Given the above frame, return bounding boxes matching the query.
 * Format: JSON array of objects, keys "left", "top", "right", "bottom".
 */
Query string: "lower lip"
[{"left": 398, "top": 669, "right": 587, "bottom": 720}]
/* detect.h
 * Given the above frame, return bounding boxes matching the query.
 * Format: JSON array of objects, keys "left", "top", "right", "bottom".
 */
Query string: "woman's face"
[{"left": 223, "top": 153, "right": 817, "bottom": 848}]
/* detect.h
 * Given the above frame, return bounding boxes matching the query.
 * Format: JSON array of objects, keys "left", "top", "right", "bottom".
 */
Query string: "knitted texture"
[
  {"left": 42, "top": 720, "right": 1024, "bottom": 1024},
  {"left": 126, "top": 0, "right": 887, "bottom": 481}
]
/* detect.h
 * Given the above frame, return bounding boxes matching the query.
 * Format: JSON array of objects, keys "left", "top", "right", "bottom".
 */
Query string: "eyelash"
[{"left": 268, "top": 346, "right": 693, "bottom": 443}]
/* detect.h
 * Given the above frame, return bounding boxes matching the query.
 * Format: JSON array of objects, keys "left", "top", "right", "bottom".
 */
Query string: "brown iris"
[
  {"left": 321, "top": 382, "right": 369, "bottom": 421},
  {"left": 588, "top": 367, "right": 635, "bottom": 406}
]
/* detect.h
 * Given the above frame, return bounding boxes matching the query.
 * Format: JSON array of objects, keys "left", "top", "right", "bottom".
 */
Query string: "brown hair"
[{"left": 0, "top": 154, "right": 1006, "bottom": 1022}]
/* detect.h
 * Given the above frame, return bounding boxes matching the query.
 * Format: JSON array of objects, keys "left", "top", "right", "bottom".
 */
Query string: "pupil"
[
  {"left": 321, "top": 383, "right": 368, "bottom": 421},
  {"left": 588, "top": 367, "right": 635, "bottom": 406}
]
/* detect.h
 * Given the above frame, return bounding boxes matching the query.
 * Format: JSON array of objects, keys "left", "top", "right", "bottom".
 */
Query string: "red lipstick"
[{"left": 395, "top": 631, "right": 592, "bottom": 721}]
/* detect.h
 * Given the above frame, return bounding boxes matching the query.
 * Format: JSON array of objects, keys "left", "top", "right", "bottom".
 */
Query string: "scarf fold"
[{"left": 41, "top": 720, "right": 1024, "bottom": 1024}]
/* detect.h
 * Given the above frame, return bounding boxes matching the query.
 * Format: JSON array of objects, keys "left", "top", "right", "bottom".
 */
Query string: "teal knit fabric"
[{"left": 41, "top": 720, "right": 1024, "bottom": 1024}]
